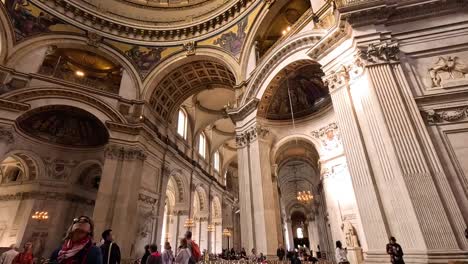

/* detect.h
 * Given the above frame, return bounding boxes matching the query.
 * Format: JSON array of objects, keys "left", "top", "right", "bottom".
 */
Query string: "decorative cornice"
[
  {"left": 31, "top": 0, "right": 260, "bottom": 46},
  {"left": 0, "top": 98, "right": 30, "bottom": 112},
  {"left": 421, "top": 107, "right": 468, "bottom": 125},
  {"left": 0, "top": 191, "right": 95, "bottom": 205},
  {"left": 227, "top": 98, "right": 259, "bottom": 123},
  {"left": 104, "top": 144, "right": 147, "bottom": 161}
]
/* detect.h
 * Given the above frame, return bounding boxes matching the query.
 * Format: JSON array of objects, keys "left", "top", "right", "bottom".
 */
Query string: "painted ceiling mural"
[
  {"left": 3, "top": 0, "right": 84, "bottom": 41},
  {"left": 16, "top": 105, "right": 109, "bottom": 147},
  {"left": 1, "top": 0, "right": 263, "bottom": 79},
  {"left": 258, "top": 62, "right": 331, "bottom": 120}
]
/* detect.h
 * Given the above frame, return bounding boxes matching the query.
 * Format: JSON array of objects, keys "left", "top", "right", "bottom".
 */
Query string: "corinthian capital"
[{"left": 357, "top": 41, "right": 400, "bottom": 65}]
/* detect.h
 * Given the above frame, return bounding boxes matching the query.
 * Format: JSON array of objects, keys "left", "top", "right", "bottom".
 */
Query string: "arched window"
[
  {"left": 199, "top": 133, "right": 206, "bottom": 158},
  {"left": 177, "top": 109, "right": 188, "bottom": 139},
  {"left": 213, "top": 151, "right": 220, "bottom": 172},
  {"left": 296, "top": 227, "right": 304, "bottom": 239}
]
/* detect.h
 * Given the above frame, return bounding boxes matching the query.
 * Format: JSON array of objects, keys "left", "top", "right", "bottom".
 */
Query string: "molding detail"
[
  {"left": 183, "top": 41, "right": 196, "bottom": 56},
  {"left": 0, "top": 191, "right": 94, "bottom": 205},
  {"left": 235, "top": 125, "right": 269, "bottom": 147},
  {"left": 227, "top": 98, "right": 259, "bottom": 123},
  {"left": 104, "top": 144, "right": 147, "bottom": 161},
  {"left": 0, "top": 128, "right": 14, "bottom": 144},
  {"left": 421, "top": 107, "right": 468, "bottom": 125}
]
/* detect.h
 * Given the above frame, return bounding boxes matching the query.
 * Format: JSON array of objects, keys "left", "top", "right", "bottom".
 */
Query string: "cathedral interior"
[{"left": 0, "top": 0, "right": 467, "bottom": 263}]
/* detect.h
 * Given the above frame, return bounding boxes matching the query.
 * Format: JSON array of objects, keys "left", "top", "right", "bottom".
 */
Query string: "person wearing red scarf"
[
  {"left": 49, "top": 216, "right": 102, "bottom": 264},
  {"left": 146, "top": 244, "right": 162, "bottom": 264},
  {"left": 12, "top": 242, "right": 33, "bottom": 264}
]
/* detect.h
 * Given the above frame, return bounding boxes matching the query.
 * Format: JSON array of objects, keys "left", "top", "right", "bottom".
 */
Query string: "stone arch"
[
  {"left": 211, "top": 196, "right": 222, "bottom": 220},
  {"left": 168, "top": 170, "right": 189, "bottom": 204},
  {"left": 272, "top": 136, "right": 321, "bottom": 172},
  {"left": 0, "top": 4, "right": 15, "bottom": 64},
  {"left": 5, "top": 88, "right": 127, "bottom": 125},
  {"left": 142, "top": 47, "right": 241, "bottom": 100},
  {"left": 241, "top": 32, "right": 324, "bottom": 105},
  {"left": 194, "top": 185, "right": 208, "bottom": 215},
  {"left": 5, "top": 34, "right": 141, "bottom": 99},
  {"left": 72, "top": 160, "right": 103, "bottom": 190},
  {"left": 0, "top": 150, "right": 43, "bottom": 183}
]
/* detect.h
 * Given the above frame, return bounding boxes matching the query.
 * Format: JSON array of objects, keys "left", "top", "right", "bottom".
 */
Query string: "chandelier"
[
  {"left": 222, "top": 228, "right": 232, "bottom": 237},
  {"left": 207, "top": 224, "right": 215, "bottom": 232},
  {"left": 32, "top": 211, "right": 49, "bottom": 220},
  {"left": 184, "top": 218, "right": 195, "bottom": 228},
  {"left": 297, "top": 191, "right": 314, "bottom": 204}
]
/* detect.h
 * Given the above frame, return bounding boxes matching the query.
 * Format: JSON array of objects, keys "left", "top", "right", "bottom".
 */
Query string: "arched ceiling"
[
  {"left": 197, "top": 88, "right": 235, "bottom": 111},
  {"left": 150, "top": 60, "right": 236, "bottom": 120},
  {"left": 258, "top": 60, "right": 331, "bottom": 121},
  {"left": 29, "top": 0, "right": 260, "bottom": 45},
  {"left": 16, "top": 105, "right": 109, "bottom": 147}
]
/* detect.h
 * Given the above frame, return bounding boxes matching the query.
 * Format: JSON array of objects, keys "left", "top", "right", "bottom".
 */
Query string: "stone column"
[
  {"left": 93, "top": 143, "right": 147, "bottom": 260},
  {"left": 199, "top": 218, "right": 208, "bottom": 252},
  {"left": 307, "top": 219, "right": 320, "bottom": 257},
  {"left": 351, "top": 41, "right": 467, "bottom": 259},
  {"left": 285, "top": 220, "right": 294, "bottom": 251},
  {"left": 0, "top": 127, "right": 14, "bottom": 160},
  {"left": 324, "top": 64, "right": 390, "bottom": 260},
  {"left": 176, "top": 212, "right": 188, "bottom": 249},
  {"left": 155, "top": 165, "right": 171, "bottom": 248},
  {"left": 235, "top": 135, "right": 255, "bottom": 251}
]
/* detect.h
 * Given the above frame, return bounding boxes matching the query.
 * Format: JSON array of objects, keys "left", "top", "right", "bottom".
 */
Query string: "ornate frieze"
[
  {"left": 421, "top": 107, "right": 468, "bottom": 125},
  {"left": 31, "top": 0, "right": 258, "bottom": 45},
  {"left": 43, "top": 158, "right": 79, "bottom": 180},
  {"left": 0, "top": 191, "right": 94, "bottom": 205},
  {"left": 138, "top": 193, "right": 157, "bottom": 205},
  {"left": 87, "top": 32, "right": 103, "bottom": 48},
  {"left": 104, "top": 144, "right": 147, "bottom": 161},
  {"left": 0, "top": 128, "right": 14, "bottom": 144},
  {"left": 357, "top": 41, "right": 400, "bottom": 65}
]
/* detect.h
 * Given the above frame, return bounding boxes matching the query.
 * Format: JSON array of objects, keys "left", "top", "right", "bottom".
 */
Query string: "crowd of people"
[{"left": 5, "top": 213, "right": 459, "bottom": 264}]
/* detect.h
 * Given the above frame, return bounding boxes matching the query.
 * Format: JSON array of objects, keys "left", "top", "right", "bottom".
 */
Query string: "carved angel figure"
[{"left": 429, "top": 56, "right": 468, "bottom": 87}]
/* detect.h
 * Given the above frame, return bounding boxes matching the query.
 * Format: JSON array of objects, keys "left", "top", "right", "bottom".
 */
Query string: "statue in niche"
[
  {"left": 342, "top": 221, "right": 359, "bottom": 248},
  {"left": 428, "top": 56, "right": 468, "bottom": 87}
]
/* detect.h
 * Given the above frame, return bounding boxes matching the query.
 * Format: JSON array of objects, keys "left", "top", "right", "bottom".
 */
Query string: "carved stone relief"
[
  {"left": 358, "top": 41, "right": 400, "bottom": 64},
  {"left": 428, "top": 56, "right": 468, "bottom": 87},
  {"left": 44, "top": 158, "right": 78, "bottom": 180},
  {"left": 341, "top": 221, "right": 360, "bottom": 248},
  {"left": 312, "top": 123, "right": 343, "bottom": 158},
  {"left": 421, "top": 107, "right": 468, "bottom": 125},
  {"left": 104, "top": 145, "right": 147, "bottom": 161},
  {"left": 235, "top": 125, "right": 269, "bottom": 147}
]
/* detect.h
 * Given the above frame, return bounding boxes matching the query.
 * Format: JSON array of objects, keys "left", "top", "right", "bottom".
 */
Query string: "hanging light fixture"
[
  {"left": 222, "top": 228, "right": 232, "bottom": 237},
  {"left": 297, "top": 190, "right": 314, "bottom": 204},
  {"left": 32, "top": 211, "right": 49, "bottom": 221}
]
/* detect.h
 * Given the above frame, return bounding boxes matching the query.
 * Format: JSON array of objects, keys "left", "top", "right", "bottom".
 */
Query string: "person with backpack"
[{"left": 184, "top": 231, "right": 200, "bottom": 264}]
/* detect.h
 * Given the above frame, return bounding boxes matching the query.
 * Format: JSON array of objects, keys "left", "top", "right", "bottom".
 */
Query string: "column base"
[
  {"left": 348, "top": 247, "right": 364, "bottom": 264},
  {"left": 364, "top": 250, "right": 468, "bottom": 264}
]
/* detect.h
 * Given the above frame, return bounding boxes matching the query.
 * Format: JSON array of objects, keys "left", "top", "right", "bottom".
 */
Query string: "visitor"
[
  {"left": 0, "top": 244, "right": 19, "bottom": 264},
  {"left": 258, "top": 253, "right": 266, "bottom": 263},
  {"left": 162, "top": 242, "right": 174, "bottom": 264},
  {"left": 386, "top": 237, "right": 405, "bottom": 264},
  {"left": 49, "top": 216, "right": 102, "bottom": 264},
  {"left": 146, "top": 244, "right": 162, "bottom": 264},
  {"left": 175, "top": 239, "right": 191, "bottom": 264},
  {"left": 142, "top": 245, "right": 151, "bottom": 264},
  {"left": 291, "top": 252, "right": 301, "bottom": 264},
  {"left": 230, "top": 248, "right": 235, "bottom": 260},
  {"left": 240, "top": 248, "right": 247, "bottom": 259},
  {"left": 249, "top": 248, "right": 257, "bottom": 262},
  {"left": 316, "top": 246, "right": 321, "bottom": 259},
  {"left": 184, "top": 231, "right": 200, "bottom": 264},
  {"left": 100, "top": 229, "right": 121, "bottom": 264},
  {"left": 335, "top": 241, "right": 349, "bottom": 264},
  {"left": 11, "top": 242, "right": 33, "bottom": 264},
  {"left": 276, "top": 244, "right": 285, "bottom": 261}
]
